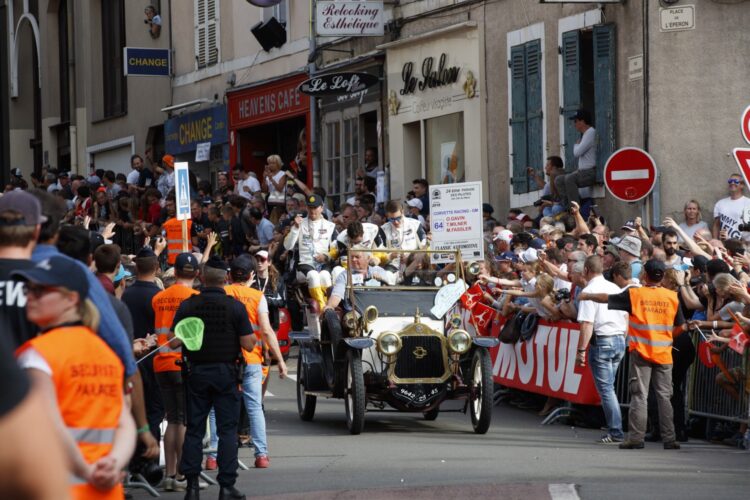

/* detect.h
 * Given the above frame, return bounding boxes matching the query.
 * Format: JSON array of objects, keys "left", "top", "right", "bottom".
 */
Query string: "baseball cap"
[
  {"left": 0, "top": 190, "right": 48, "bottom": 225},
  {"left": 58, "top": 171, "right": 69, "bottom": 178},
  {"left": 113, "top": 264, "right": 132, "bottom": 283},
  {"left": 603, "top": 243, "right": 620, "bottom": 257},
  {"left": 493, "top": 229, "right": 513, "bottom": 244},
  {"left": 204, "top": 255, "right": 229, "bottom": 272},
  {"left": 620, "top": 220, "right": 637, "bottom": 233},
  {"left": 482, "top": 203, "right": 494, "bottom": 214},
  {"left": 175, "top": 252, "right": 199, "bottom": 272},
  {"left": 292, "top": 192, "right": 306, "bottom": 203},
  {"left": 11, "top": 167, "right": 22, "bottom": 178},
  {"left": 496, "top": 251, "right": 518, "bottom": 263},
  {"left": 616, "top": 235, "right": 642, "bottom": 258},
  {"left": 529, "top": 238, "right": 547, "bottom": 250},
  {"left": 569, "top": 109, "right": 592, "bottom": 123},
  {"left": 255, "top": 250, "right": 269, "bottom": 260},
  {"left": 691, "top": 255, "right": 709, "bottom": 274},
  {"left": 519, "top": 247, "right": 539, "bottom": 264},
  {"left": 162, "top": 154, "right": 175, "bottom": 168},
  {"left": 12, "top": 256, "right": 89, "bottom": 300},
  {"left": 406, "top": 198, "right": 423, "bottom": 210},
  {"left": 306, "top": 194, "right": 323, "bottom": 208},
  {"left": 644, "top": 259, "right": 666, "bottom": 282},
  {"left": 230, "top": 254, "right": 254, "bottom": 273}
]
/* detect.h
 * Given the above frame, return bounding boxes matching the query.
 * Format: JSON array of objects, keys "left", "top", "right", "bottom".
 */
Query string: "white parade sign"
[
  {"left": 175, "top": 162, "right": 191, "bottom": 221},
  {"left": 429, "top": 181, "right": 484, "bottom": 264}
]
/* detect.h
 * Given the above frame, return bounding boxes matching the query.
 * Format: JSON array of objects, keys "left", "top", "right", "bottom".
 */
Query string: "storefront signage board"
[
  {"left": 316, "top": 1, "right": 384, "bottom": 36},
  {"left": 124, "top": 47, "right": 170, "bottom": 76},
  {"left": 227, "top": 74, "right": 309, "bottom": 129},
  {"left": 165, "top": 106, "right": 228, "bottom": 155},
  {"left": 660, "top": 5, "right": 695, "bottom": 32},
  {"left": 400, "top": 53, "right": 461, "bottom": 96},
  {"left": 299, "top": 72, "right": 379, "bottom": 97},
  {"left": 429, "top": 181, "right": 484, "bottom": 264},
  {"left": 175, "top": 162, "right": 191, "bottom": 221}
]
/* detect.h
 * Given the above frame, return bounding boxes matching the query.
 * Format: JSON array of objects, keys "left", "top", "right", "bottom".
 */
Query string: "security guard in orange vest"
[
  {"left": 152, "top": 252, "right": 199, "bottom": 491},
  {"left": 13, "top": 256, "right": 136, "bottom": 499},
  {"left": 580, "top": 259, "right": 686, "bottom": 450},
  {"left": 163, "top": 216, "right": 193, "bottom": 265}
]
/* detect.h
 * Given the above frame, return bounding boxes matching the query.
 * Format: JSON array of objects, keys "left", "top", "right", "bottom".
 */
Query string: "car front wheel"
[
  {"left": 344, "top": 350, "right": 366, "bottom": 435},
  {"left": 470, "top": 348, "right": 493, "bottom": 434},
  {"left": 297, "top": 353, "right": 317, "bottom": 421}
]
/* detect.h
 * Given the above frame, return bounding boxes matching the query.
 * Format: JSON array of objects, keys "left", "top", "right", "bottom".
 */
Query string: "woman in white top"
[
  {"left": 263, "top": 154, "right": 287, "bottom": 224},
  {"left": 678, "top": 199, "right": 708, "bottom": 240}
]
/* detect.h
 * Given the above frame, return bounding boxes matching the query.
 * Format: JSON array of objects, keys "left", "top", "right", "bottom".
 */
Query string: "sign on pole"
[
  {"left": 123, "top": 47, "right": 170, "bottom": 76},
  {"left": 429, "top": 181, "right": 484, "bottom": 264},
  {"left": 175, "top": 162, "right": 191, "bottom": 221},
  {"left": 741, "top": 105, "right": 750, "bottom": 145},
  {"left": 603, "top": 147, "right": 658, "bottom": 202},
  {"left": 316, "top": 1, "right": 384, "bottom": 37}
]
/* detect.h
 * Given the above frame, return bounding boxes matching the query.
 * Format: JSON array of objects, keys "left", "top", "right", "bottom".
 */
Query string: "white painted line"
[
  {"left": 265, "top": 391, "right": 274, "bottom": 397},
  {"left": 548, "top": 484, "right": 580, "bottom": 500},
  {"left": 286, "top": 373, "right": 297, "bottom": 381},
  {"left": 611, "top": 169, "right": 649, "bottom": 181}
]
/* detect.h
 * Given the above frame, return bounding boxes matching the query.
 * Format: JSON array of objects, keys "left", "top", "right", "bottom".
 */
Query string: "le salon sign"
[{"left": 316, "top": 1, "right": 384, "bottom": 37}]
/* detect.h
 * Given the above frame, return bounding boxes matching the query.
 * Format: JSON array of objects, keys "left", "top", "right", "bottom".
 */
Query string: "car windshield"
[{"left": 346, "top": 249, "right": 464, "bottom": 290}]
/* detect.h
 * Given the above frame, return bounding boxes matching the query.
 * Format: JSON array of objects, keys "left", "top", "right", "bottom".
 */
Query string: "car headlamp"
[
  {"left": 448, "top": 329, "right": 472, "bottom": 354},
  {"left": 343, "top": 311, "right": 360, "bottom": 330},
  {"left": 376, "top": 332, "right": 402, "bottom": 356}
]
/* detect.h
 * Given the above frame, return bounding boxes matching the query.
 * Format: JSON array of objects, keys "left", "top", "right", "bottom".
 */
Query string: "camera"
[
  {"left": 554, "top": 289, "right": 571, "bottom": 303},
  {"left": 144, "top": 19, "right": 151, "bottom": 24},
  {"left": 738, "top": 223, "right": 750, "bottom": 232},
  {"left": 689, "top": 275, "right": 705, "bottom": 287}
]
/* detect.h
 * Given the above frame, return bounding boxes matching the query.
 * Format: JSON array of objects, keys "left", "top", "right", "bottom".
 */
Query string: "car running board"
[{"left": 304, "top": 390, "right": 335, "bottom": 398}]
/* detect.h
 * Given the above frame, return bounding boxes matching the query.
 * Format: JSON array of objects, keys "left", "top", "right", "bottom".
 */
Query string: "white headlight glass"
[
  {"left": 378, "top": 333, "right": 401, "bottom": 355},
  {"left": 449, "top": 330, "right": 471, "bottom": 354}
]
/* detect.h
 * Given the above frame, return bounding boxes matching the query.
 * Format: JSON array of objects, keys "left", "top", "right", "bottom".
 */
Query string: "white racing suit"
[
  {"left": 380, "top": 216, "right": 427, "bottom": 270},
  {"left": 284, "top": 217, "right": 338, "bottom": 310}
]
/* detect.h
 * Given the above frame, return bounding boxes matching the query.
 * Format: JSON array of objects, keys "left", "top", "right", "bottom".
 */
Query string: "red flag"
[
  {"left": 728, "top": 324, "right": 749, "bottom": 355},
  {"left": 472, "top": 302, "right": 494, "bottom": 336},
  {"left": 461, "top": 284, "right": 484, "bottom": 310}
]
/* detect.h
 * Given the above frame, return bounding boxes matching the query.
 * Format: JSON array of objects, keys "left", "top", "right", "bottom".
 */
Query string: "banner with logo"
[{"left": 490, "top": 319, "right": 601, "bottom": 405}]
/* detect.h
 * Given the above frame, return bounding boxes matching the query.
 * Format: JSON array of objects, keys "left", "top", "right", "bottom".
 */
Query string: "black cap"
[
  {"left": 569, "top": 109, "right": 592, "bottom": 124},
  {"left": 205, "top": 255, "right": 229, "bottom": 272},
  {"left": 175, "top": 253, "right": 199, "bottom": 272},
  {"left": 482, "top": 203, "right": 494, "bottom": 214},
  {"left": 644, "top": 259, "right": 666, "bottom": 282},
  {"left": 230, "top": 254, "right": 254, "bottom": 273},
  {"left": 136, "top": 247, "right": 157, "bottom": 259},
  {"left": 89, "top": 231, "right": 105, "bottom": 253},
  {"left": 12, "top": 256, "right": 89, "bottom": 300},
  {"left": 691, "top": 255, "right": 708, "bottom": 274},
  {"left": 306, "top": 194, "right": 323, "bottom": 208}
]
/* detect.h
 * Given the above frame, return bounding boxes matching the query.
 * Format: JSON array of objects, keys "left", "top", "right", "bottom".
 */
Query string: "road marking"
[
  {"left": 611, "top": 169, "right": 649, "bottom": 180},
  {"left": 286, "top": 373, "right": 297, "bottom": 381},
  {"left": 548, "top": 483, "right": 580, "bottom": 500},
  {"left": 265, "top": 391, "right": 274, "bottom": 397}
]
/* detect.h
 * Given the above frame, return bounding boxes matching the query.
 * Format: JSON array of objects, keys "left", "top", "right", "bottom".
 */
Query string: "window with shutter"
[
  {"left": 195, "top": 0, "right": 220, "bottom": 69},
  {"left": 510, "top": 45, "right": 528, "bottom": 195},
  {"left": 525, "top": 40, "right": 544, "bottom": 191},
  {"left": 561, "top": 30, "right": 581, "bottom": 173},
  {"left": 593, "top": 24, "right": 616, "bottom": 183}
]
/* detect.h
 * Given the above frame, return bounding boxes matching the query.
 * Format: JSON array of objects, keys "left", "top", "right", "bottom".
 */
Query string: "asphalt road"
[{"left": 132, "top": 348, "right": 750, "bottom": 500}]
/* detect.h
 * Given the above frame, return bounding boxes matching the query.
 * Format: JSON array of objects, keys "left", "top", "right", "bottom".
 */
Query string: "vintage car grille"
[{"left": 393, "top": 335, "right": 447, "bottom": 381}]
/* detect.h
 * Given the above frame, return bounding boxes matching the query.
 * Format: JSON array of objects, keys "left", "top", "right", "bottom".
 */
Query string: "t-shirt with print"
[
  {"left": 713, "top": 195, "right": 750, "bottom": 241},
  {"left": 0, "top": 258, "right": 38, "bottom": 348}
]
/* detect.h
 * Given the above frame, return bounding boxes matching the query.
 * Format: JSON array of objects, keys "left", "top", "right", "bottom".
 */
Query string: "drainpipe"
[
  {"left": 642, "top": 0, "right": 658, "bottom": 226},
  {"left": 68, "top": 0, "right": 78, "bottom": 173},
  {"left": 309, "top": 0, "right": 320, "bottom": 188}
]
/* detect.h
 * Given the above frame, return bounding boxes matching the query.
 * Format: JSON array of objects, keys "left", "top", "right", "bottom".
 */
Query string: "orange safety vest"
[
  {"left": 17, "top": 326, "right": 124, "bottom": 500},
  {"left": 627, "top": 286, "right": 680, "bottom": 365},
  {"left": 152, "top": 284, "right": 198, "bottom": 372},
  {"left": 163, "top": 217, "right": 192, "bottom": 265},
  {"left": 224, "top": 284, "right": 263, "bottom": 365}
]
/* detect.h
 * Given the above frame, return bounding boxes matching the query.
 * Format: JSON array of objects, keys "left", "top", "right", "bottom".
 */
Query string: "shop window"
[
  {"left": 263, "top": 0, "right": 288, "bottom": 27},
  {"left": 195, "top": 0, "right": 220, "bottom": 69},
  {"left": 102, "top": 0, "right": 127, "bottom": 117},
  {"left": 324, "top": 117, "right": 360, "bottom": 208},
  {"left": 425, "top": 112, "right": 464, "bottom": 186},
  {"left": 561, "top": 24, "right": 616, "bottom": 182},
  {"left": 509, "top": 39, "right": 542, "bottom": 195}
]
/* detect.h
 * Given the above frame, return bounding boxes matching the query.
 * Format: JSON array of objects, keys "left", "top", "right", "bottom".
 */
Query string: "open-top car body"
[{"left": 292, "top": 248, "right": 499, "bottom": 434}]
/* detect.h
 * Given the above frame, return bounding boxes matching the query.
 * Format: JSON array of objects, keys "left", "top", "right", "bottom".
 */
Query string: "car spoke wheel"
[
  {"left": 321, "top": 310, "right": 343, "bottom": 389},
  {"left": 297, "top": 352, "right": 316, "bottom": 421},
  {"left": 470, "top": 349, "right": 493, "bottom": 434},
  {"left": 423, "top": 406, "right": 439, "bottom": 421},
  {"left": 344, "top": 350, "right": 366, "bottom": 435}
]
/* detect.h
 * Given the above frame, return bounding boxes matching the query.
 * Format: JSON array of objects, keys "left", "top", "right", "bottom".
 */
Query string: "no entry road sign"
[
  {"left": 741, "top": 105, "right": 750, "bottom": 145},
  {"left": 603, "top": 147, "right": 657, "bottom": 202}
]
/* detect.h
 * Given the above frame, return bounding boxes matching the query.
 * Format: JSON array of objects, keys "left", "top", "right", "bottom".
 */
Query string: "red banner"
[{"left": 490, "top": 319, "right": 601, "bottom": 405}]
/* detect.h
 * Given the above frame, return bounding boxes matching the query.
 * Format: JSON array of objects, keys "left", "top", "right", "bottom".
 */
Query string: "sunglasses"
[
  {"left": 24, "top": 283, "right": 64, "bottom": 298},
  {"left": 256, "top": 256, "right": 268, "bottom": 263},
  {"left": 386, "top": 216, "right": 401, "bottom": 223},
  {"left": 728, "top": 179, "right": 741, "bottom": 185}
]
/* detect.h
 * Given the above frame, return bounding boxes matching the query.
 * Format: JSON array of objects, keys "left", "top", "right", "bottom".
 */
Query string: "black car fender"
[
  {"left": 343, "top": 337, "right": 374, "bottom": 350},
  {"left": 472, "top": 337, "right": 500, "bottom": 349}
]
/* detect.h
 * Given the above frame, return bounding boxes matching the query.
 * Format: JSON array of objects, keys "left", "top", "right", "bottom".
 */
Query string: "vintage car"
[{"left": 292, "top": 249, "right": 499, "bottom": 435}]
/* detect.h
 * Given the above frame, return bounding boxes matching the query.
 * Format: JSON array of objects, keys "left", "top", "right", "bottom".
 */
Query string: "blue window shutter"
[
  {"left": 594, "top": 23, "right": 616, "bottom": 183},
  {"left": 525, "top": 40, "right": 543, "bottom": 191},
  {"left": 561, "top": 30, "right": 581, "bottom": 173},
  {"left": 510, "top": 44, "right": 528, "bottom": 194}
]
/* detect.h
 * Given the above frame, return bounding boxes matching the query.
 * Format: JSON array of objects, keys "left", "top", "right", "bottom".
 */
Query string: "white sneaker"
[
  {"left": 172, "top": 477, "right": 187, "bottom": 492},
  {"left": 162, "top": 477, "right": 174, "bottom": 491},
  {"left": 199, "top": 479, "right": 208, "bottom": 490}
]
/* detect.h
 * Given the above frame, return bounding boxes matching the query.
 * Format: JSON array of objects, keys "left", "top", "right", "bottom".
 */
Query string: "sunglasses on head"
[{"left": 728, "top": 179, "right": 741, "bottom": 185}]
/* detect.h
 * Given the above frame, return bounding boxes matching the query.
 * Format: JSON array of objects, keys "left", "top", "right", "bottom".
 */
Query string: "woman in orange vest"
[{"left": 13, "top": 256, "right": 136, "bottom": 499}]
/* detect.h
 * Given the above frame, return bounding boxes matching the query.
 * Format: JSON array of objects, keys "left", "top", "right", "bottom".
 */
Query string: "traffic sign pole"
[{"left": 175, "top": 162, "right": 191, "bottom": 254}]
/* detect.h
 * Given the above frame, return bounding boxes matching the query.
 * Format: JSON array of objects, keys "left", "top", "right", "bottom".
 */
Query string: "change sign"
[
  {"left": 124, "top": 47, "right": 170, "bottom": 77},
  {"left": 429, "top": 181, "right": 484, "bottom": 264}
]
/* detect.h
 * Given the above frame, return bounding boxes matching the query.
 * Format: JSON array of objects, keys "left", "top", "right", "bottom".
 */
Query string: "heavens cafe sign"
[{"left": 316, "top": 1, "right": 384, "bottom": 36}]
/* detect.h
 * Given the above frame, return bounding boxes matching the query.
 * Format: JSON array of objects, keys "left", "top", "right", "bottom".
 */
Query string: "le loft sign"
[
  {"left": 400, "top": 53, "right": 461, "bottom": 96},
  {"left": 316, "top": 1, "right": 384, "bottom": 37}
]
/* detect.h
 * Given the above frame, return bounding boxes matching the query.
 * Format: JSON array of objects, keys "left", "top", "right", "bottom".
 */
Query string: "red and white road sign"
[
  {"left": 733, "top": 148, "right": 750, "bottom": 190},
  {"left": 603, "top": 147, "right": 657, "bottom": 202},
  {"left": 741, "top": 105, "right": 750, "bottom": 145}
]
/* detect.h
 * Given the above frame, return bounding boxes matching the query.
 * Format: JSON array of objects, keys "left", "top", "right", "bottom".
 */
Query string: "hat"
[
  {"left": 519, "top": 248, "right": 539, "bottom": 264},
  {"left": 616, "top": 235, "right": 642, "bottom": 258},
  {"left": 529, "top": 238, "right": 547, "bottom": 250},
  {"left": 620, "top": 220, "right": 637, "bottom": 233},
  {"left": 136, "top": 246, "right": 157, "bottom": 259},
  {"left": 603, "top": 243, "right": 620, "bottom": 257},
  {"left": 12, "top": 256, "right": 89, "bottom": 300},
  {"left": 306, "top": 194, "right": 323, "bottom": 208},
  {"left": 175, "top": 252, "right": 199, "bottom": 272},
  {"left": 482, "top": 203, "right": 494, "bottom": 214},
  {"left": 204, "top": 255, "right": 229, "bottom": 272},
  {"left": 97, "top": 186, "right": 107, "bottom": 193},
  {"left": 496, "top": 251, "right": 518, "bottom": 263},
  {"left": 569, "top": 109, "right": 592, "bottom": 123},
  {"left": 162, "top": 154, "right": 175, "bottom": 168},
  {"left": 230, "top": 254, "right": 254, "bottom": 273},
  {"left": 113, "top": 264, "right": 132, "bottom": 283},
  {"left": 11, "top": 167, "right": 22, "bottom": 178},
  {"left": 292, "top": 193, "right": 306, "bottom": 203},
  {"left": 58, "top": 171, "right": 69, "bottom": 178},
  {"left": 89, "top": 232, "right": 105, "bottom": 253},
  {"left": 493, "top": 229, "right": 513, "bottom": 244},
  {"left": 0, "top": 190, "right": 47, "bottom": 225},
  {"left": 255, "top": 250, "right": 269, "bottom": 260},
  {"left": 692, "top": 255, "right": 709, "bottom": 274},
  {"left": 512, "top": 212, "right": 531, "bottom": 223},
  {"left": 406, "top": 198, "right": 423, "bottom": 210},
  {"left": 644, "top": 259, "right": 666, "bottom": 282}
]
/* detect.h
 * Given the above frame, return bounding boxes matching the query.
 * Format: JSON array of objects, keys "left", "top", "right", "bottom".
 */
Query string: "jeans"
[
  {"left": 588, "top": 335, "right": 626, "bottom": 439},
  {"left": 554, "top": 167, "right": 596, "bottom": 208},
  {"left": 241, "top": 364, "right": 268, "bottom": 457},
  {"left": 208, "top": 408, "right": 218, "bottom": 459}
]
